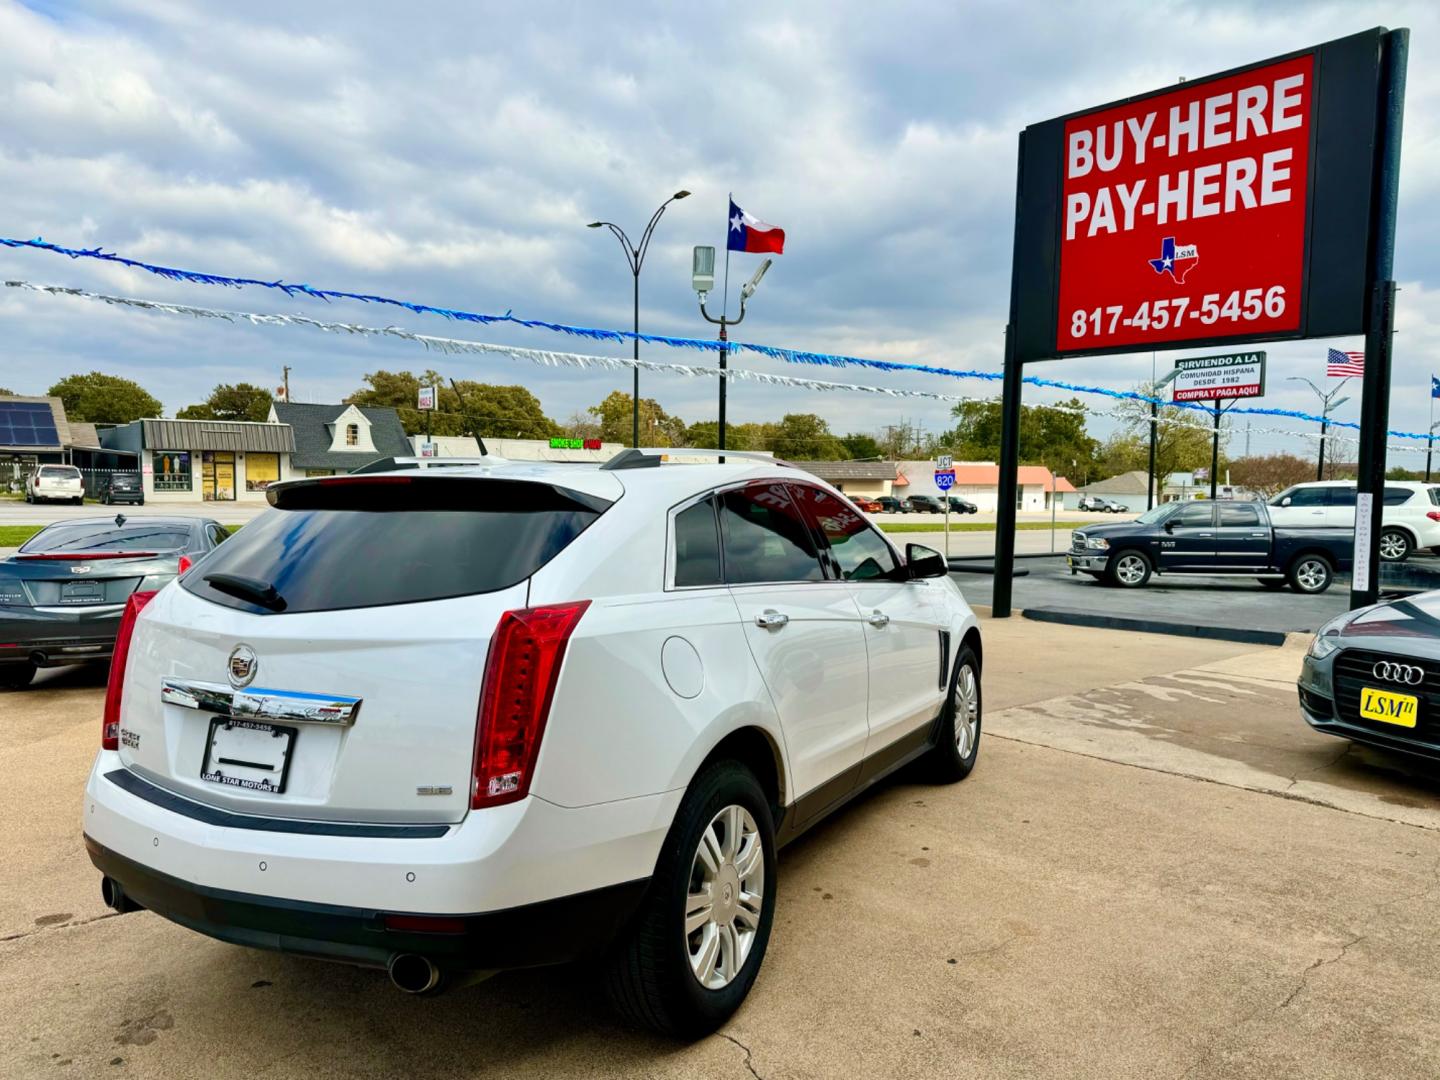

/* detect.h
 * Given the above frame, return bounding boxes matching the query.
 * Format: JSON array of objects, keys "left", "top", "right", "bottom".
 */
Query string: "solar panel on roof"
[{"left": 0, "top": 401, "right": 60, "bottom": 446}]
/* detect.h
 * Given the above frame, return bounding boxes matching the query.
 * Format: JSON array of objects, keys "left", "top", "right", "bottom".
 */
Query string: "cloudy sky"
[{"left": 2, "top": 0, "right": 1438, "bottom": 465}]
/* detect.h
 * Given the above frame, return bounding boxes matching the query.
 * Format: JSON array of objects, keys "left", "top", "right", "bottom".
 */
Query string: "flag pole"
[
  {"left": 1428, "top": 384, "right": 1435, "bottom": 483},
  {"left": 718, "top": 195, "right": 734, "bottom": 457}
]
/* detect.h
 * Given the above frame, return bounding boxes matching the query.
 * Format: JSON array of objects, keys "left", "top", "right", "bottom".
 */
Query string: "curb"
[{"left": 1019, "top": 605, "right": 1290, "bottom": 646}]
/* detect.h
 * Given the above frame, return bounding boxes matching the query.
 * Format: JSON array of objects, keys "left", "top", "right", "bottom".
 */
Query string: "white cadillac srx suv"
[{"left": 83, "top": 450, "right": 983, "bottom": 1036}]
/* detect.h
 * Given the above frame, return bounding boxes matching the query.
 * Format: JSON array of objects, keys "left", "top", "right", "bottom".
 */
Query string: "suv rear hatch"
[{"left": 114, "top": 473, "right": 616, "bottom": 825}]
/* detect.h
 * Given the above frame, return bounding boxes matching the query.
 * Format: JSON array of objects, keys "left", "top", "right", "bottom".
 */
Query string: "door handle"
[
  {"left": 755, "top": 609, "right": 789, "bottom": 630},
  {"left": 868, "top": 611, "right": 890, "bottom": 628},
  {"left": 1250, "top": 532, "right": 1267, "bottom": 538}
]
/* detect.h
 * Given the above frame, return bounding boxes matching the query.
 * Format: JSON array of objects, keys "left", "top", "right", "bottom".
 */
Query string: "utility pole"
[{"left": 282, "top": 365, "right": 290, "bottom": 403}]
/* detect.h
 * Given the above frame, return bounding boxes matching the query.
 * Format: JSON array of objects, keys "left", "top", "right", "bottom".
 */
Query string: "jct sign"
[
  {"left": 1061, "top": 58, "right": 1310, "bottom": 351},
  {"left": 1010, "top": 30, "right": 1387, "bottom": 363}
]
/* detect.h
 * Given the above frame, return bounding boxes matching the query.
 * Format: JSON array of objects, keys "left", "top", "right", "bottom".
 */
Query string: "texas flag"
[
  {"left": 727, "top": 198, "right": 785, "bottom": 254},
  {"left": 1147, "top": 236, "right": 1199, "bottom": 284}
]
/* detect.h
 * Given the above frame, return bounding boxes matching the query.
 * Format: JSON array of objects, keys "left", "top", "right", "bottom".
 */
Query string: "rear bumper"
[
  {"left": 0, "top": 606, "right": 121, "bottom": 666},
  {"left": 84, "top": 753, "right": 680, "bottom": 966},
  {"left": 86, "top": 836, "right": 647, "bottom": 971}
]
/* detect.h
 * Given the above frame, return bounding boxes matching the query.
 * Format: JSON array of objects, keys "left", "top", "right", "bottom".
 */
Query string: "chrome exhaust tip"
[{"left": 387, "top": 953, "right": 442, "bottom": 995}]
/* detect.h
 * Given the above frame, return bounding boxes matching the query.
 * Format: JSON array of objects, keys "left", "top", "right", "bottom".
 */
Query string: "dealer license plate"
[
  {"left": 200, "top": 718, "right": 296, "bottom": 793},
  {"left": 60, "top": 581, "right": 104, "bottom": 604},
  {"left": 1359, "top": 687, "right": 1418, "bottom": 728}
]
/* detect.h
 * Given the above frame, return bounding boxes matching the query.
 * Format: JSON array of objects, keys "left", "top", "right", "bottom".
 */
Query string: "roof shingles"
[{"left": 272, "top": 402, "right": 411, "bottom": 471}]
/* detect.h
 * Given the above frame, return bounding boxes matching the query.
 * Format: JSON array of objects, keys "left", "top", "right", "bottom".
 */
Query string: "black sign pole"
[
  {"left": 993, "top": 133, "right": 1029, "bottom": 618},
  {"left": 1351, "top": 28, "right": 1408, "bottom": 610}
]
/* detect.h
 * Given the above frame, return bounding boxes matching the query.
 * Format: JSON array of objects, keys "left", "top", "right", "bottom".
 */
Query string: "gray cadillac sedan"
[{"left": 1298, "top": 591, "right": 1440, "bottom": 762}]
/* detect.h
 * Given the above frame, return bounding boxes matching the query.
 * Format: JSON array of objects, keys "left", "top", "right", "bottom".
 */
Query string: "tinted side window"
[
  {"left": 719, "top": 484, "right": 826, "bottom": 584},
  {"left": 1173, "top": 503, "right": 1215, "bottom": 528},
  {"left": 788, "top": 485, "right": 898, "bottom": 582},
  {"left": 673, "top": 497, "right": 722, "bottom": 587},
  {"left": 1383, "top": 486, "right": 1414, "bottom": 506},
  {"left": 1219, "top": 504, "right": 1260, "bottom": 527},
  {"left": 1285, "top": 487, "right": 1330, "bottom": 507},
  {"left": 1331, "top": 488, "right": 1357, "bottom": 507}
]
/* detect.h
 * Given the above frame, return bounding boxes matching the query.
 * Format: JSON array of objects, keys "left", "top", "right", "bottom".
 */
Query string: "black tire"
[
  {"left": 1288, "top": 554, "right": 1333, "bottom": 594},
  {"left": 926, "top": 644, "right": 981, "bottom": 782},
  {"left": 0, "top": 663, "right": 36, "bottom": 690},
  {"left": 1379, "top": 528, "right": 1412, "bottom": 563},
  {"left": 1106, "top": 550, "right": 1152, "bottom": 588},
  {"left": 1258, "top": 578, "right": 1286, "bottom": 589},
  {"left": 605, "top": 759, "right": 777, "bottom": 1038}
]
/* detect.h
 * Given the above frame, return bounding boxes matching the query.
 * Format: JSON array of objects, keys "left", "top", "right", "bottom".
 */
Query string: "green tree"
[
  {"left": 684, "top": 420, "right": 773, "bottom": 451},
  {"left": 1107, "top": 383, "right": 1219, "bottom": 488},
  {"left": 176, "top": 382, "right": 274, "bottom": 423},
  {"left": 763, "top": 413, "right": 846, "bottom": 459},
  {"left": 345, "top": 370, "right": 467, "bottom": 436},
  {"left": 0, "top": 387, "right": 16, "bottom": 396},
  {"left": 841, "top": 433, "right": 882, "bottom": 460},
  {"left": 452, "top": 382, "right": 562, "bottom": 439},
  {"left": 939, "top": 397, "right": 1100, "bottom": 472},
  {"left": 48, "top": 372, "right": 163, "bottom": 424},
  {"left": 1231, "top": 452, "right": 1319, "bottom": 497},
  {"left": 589, "top": 391, "right": 686, "bottom": 447}
]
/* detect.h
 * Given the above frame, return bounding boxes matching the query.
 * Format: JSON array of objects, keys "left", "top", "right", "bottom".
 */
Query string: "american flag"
[{"left": 1327, "top": 348, "right": 1365, "bottom": 376}]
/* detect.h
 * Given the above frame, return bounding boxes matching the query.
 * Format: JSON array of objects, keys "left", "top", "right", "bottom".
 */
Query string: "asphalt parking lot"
[{"left": 5, "top": 619, "right": 1439, "bottom": 1078}]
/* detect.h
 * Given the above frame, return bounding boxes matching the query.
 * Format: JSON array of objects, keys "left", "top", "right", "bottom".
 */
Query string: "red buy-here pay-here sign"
[{"left": 1057, "top": 54, "right": 1313, "bottom": 352}]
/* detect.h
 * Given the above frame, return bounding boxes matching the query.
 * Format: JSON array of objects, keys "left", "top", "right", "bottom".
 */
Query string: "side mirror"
[
  {"left": 1279, "top": 497, "right": 1292, "bottom": 507},
  {"left": 1163, "top": 520, "right": 1175, "bottom": 533},
  {"left": 906, "top": 543, "right": 947, "bottom": 579}
]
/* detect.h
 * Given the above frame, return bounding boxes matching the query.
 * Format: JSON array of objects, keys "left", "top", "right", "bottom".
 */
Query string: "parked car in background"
[
  {"left": 850, "top": 496, "right": 883, "bottom": 513},
  {"left": 874, "top": 496, "right": 905, "bottom": 514},
  {"left": 0, "top": 514, "right": 228, "bottom": 689},
  {"left": 903, "top": 494, "right": 945, "bottom": 513},
  {"left": 83, "top": 454, "right": 983, "bottom": 1035},
  {"left": 946, "top": 497, "right": 979, "bottom": 514},
  {"left": 1267, "top": 480, "right": 1440, "bottom": 562},
  {"left": 1068, "top": 499, "right": 1352, "bottom": 592},
  {"left": 98, "top": 473, "right": 144, "bottom": 506},
  {"left": 1299, "top": 591, "right": 1440, "bottom": 762},
  {"left": 26, "top": 464, "right": 84, "bottom": 505}
]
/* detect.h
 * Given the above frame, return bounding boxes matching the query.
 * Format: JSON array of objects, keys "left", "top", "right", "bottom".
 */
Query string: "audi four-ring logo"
[{"left": 1372, "top": 661, "right": 1424, "bottom": 686}]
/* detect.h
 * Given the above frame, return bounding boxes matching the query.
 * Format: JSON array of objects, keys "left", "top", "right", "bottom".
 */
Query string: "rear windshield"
[
  {"left": 181, "top": 476, "right": 610, "bottom": 614},
  {"left": 20, "top": 522, "right": 191, "bottom": 554},
  {"left": 39, "top": 465, "right": 80, "bottom": 478}
]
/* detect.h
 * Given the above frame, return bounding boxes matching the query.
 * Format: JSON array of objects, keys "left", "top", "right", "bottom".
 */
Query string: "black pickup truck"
[{"left": 1067, "top": 499, "right": 1354, "bottom": 593}]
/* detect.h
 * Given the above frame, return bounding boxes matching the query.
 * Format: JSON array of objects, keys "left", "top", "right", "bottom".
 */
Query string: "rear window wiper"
[{"left": 203, "top": 573, "right": 288, "bottom": 612}]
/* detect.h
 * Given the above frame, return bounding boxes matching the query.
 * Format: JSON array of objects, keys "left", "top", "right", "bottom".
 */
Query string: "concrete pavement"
[{"left": 3, "top": 620, "right": 1438, "bottom": 1078}]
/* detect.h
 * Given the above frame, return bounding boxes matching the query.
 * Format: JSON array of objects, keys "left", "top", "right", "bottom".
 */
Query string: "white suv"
[
  {"left": 83, "top": 451, "right": 982, "bottom": 1036},
  {"left": 26, "top": 463, "right": 85, "bottom": 504},
  {"left": 1268, "top": 480, "right": 1440, "bottom": 561}
]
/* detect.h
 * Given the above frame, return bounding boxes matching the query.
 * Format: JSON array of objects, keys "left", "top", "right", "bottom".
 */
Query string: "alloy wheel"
[
  {"left": 954, "top": 663, "right": 979, "bottom": 758},
  {"left": 1296, "top": 559, "right": 1328, "bottom": 592},
  {"left": 1379, "top": 532, "right": 1408, "bottom": 560},
  {"left": 685, "top": 804, "right": 764, "bottom": 991},
  {"left": 1116, "top": 554, "right": 1147, "bottom": 585}
]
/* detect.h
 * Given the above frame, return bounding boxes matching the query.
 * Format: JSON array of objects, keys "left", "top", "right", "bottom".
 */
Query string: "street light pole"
[
  {"left": 1287, "top": 376, "right": 1352, "bottom": 484},
  {"left": 1148, "top": 369, "right": 1181, "bottom": 509},
  {"left": 695, "top": 253, "right": 772, "bottom": 453},
  {"left": 587, "top": 190, "right": 691, "bottom": 447}
]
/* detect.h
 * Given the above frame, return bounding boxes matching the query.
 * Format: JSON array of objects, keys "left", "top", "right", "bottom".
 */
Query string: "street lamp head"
[
  {"left": 673, "top": 190, "right": 691, "bottom": 200},
  {"left": 740, "top": 257, "right": 772, "bottom": 301},
  {"left": 585, "top": 222, "right": 604, "bottom": 228},
  {"left": 692, "top": 245, "right": 716, "bottom": 296}
]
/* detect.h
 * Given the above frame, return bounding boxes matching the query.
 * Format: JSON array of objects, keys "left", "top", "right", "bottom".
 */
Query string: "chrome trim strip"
[
  {"left": 34, "top": 604, "right": 127, "bottom": 614},
  {"left": 161, "top": 678, "right": 361, "bottom": 726}
]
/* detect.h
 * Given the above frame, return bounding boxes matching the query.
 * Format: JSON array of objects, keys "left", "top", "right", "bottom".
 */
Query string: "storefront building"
[{"left": 101, "top": 419, "right": 296, "bottom": 503}]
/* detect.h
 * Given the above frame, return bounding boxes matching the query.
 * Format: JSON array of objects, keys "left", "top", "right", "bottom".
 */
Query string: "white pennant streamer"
[{"left": 5, "top": 279, "right": 1433, "bottom": 457}]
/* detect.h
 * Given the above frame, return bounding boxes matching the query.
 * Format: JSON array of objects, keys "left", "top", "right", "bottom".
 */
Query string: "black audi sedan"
[{"left": 0, "top": 514, "right": 229, "bottom": 689}]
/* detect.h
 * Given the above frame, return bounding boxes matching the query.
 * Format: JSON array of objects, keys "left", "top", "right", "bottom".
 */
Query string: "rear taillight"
[
  {"left": 471, "top": 601, "right": 590, "bottom": 809},
  {"left": 102, "top": 590, "right": 158, "bottom": 751},
  {"left": 1427, "top": 511, "right": 1440, "bottom": 522},
  {"left": 177, "top": 555, "right": 193, "bottom": 575}
]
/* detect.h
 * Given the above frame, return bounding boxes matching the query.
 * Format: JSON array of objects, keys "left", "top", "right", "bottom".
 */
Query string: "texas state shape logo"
[{"left": 1147, "top": 236, "right": 1199, "bottom": 284}]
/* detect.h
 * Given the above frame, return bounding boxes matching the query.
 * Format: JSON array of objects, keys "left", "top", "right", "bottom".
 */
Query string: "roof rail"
[{"left": 600, "top": 448, "right": 796, "bottom": 472}]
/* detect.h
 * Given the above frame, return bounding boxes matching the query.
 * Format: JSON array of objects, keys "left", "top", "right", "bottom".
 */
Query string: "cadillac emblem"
[{"left": 227, "top": 644, "right": 258, "bottom": 688}]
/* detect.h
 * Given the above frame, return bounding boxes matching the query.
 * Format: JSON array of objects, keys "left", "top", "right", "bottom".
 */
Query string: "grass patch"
[{"left": 879, "top": 520, "right": 1087, "bottom": 534}]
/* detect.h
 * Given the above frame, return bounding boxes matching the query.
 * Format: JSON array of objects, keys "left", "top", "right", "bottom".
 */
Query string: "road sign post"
[
  {"left": 995, "top": 28, "right": 1406, "bottom": 616},
  {"left": 934, "top": 466, "right": 956, "bottom": 558}
]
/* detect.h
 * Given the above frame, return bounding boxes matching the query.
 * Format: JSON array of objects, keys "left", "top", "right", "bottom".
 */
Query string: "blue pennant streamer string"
[{"left": 0, "top": 237, "right": 1410, "bottom": 438}]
